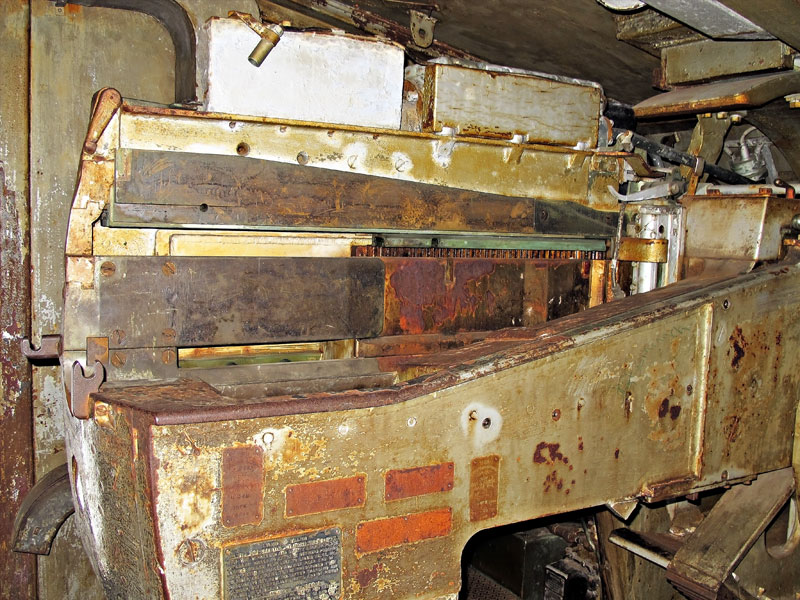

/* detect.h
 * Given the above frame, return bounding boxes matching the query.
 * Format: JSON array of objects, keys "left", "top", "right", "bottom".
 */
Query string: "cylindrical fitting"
[{"left": 248, "top": 26, "right": 282, "bottom": 67}]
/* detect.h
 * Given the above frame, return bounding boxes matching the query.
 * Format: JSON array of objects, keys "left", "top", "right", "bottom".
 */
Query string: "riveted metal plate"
[
  {"left": 222, "top": 446, "right": 264, "bottom": 528},
  {"left": 285, "top": 475, "right": 366, "bottom": 517},
  {"left": 356, "top": 508, "right": 452, "bottom": 553},
  {"left": 384, "top": 462, "right": 454, "bottom": 501},
  {"left": 222, "top": 528, "right": 341, "bottom": 600},
  {"left": 470, "top": 455, "right": 500, "bottom": 522}
]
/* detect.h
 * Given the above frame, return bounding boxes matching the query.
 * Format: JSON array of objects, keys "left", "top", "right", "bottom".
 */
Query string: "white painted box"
[{"left": 202, "top": 18, "right": 405, "bottom": 129}]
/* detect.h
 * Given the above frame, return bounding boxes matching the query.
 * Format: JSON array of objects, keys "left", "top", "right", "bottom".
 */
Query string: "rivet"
[
  {"left": 296, "top": 151, "right": 309, "bottom": 165},
  {"left": 722, "top": 299, "right": 730, "bottom": 310},
  {"left": 111, "top": 329, "right": 126, "bottom": 345},
  {"left": 162, "top": 328, "right": 176, "bottom": 341},
  {"left": 552, "top": 409, "right": 561, "bottom": 421},
  {"left": 100, "top": 261, "right": 116, "bottom": 277},
  {"left": 482, "top": 417, "right": 492, "bottom": 429},
  {"left": 236, "top": 142, "right": 250, "bottom": 156},
  {"left": 686, "top": 384, "right": 693, "bottom": 395},
  {"left": 407, "top": 417, "right": 417, "bottom": 427}
]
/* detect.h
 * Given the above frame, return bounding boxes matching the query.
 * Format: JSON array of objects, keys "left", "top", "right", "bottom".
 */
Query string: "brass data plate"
[{"left": 223, "top": 528, "right": 342, "bottom": 600}]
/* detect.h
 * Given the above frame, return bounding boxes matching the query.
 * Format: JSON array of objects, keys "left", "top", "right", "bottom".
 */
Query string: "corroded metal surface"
[
  {"left": 682, "top": 193, "right": 800, "bottom": 261},
  {"left": 356, "top": 508, "right": 453, "bottom": 554},
  {"left": 222, "top": 446, "right": 264, "bottom": 528},
  {"left": 11, "top": 463, "right": 74, "bottom": 555},
  {"left": 385, "top": 463, "right": 454, "bottom": 501},
  {"left": 286, "top": 476, "right": 366, "bottom": 517},
  {"left": 383, "top": 259, "right": 590, "bottom": 335},
  {"left": 634, "top": 70, "right": 800, "bottom": 118},
  {"left": 0, "top": 1, "right": 35, "bottom": 591},
  {"left": 65, "top": 256, "right": 800, "bottom": 599}
]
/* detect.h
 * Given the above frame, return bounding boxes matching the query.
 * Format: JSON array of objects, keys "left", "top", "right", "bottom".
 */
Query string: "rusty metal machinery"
[{"left": 12, "top": 16, "right": 800, "bottom": 599}]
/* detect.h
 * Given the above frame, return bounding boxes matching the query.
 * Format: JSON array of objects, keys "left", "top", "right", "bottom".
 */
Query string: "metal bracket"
[
  {"left": 410, "top": 10, "right": 436, "bottom": 48},
  {"left": 70, "top": 361, "right": 105, "bottom": 419},
  {"left": 12, "top": 463, "right": 74, "bottom": 555},
  {"left": 21, "top": 335, "right": 62, "bottom": 361},
  {"left": 608, "top": 180, "right": 684, "bottom": 203}
]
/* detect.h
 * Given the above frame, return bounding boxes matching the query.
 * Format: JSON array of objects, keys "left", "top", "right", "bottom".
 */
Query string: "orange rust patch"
[
  {"left": 286, "top": 475, "right": 365, "bottom": 517},
  {"left": 222, "top": 446, "right": 264, "bottom": 528},
  {"left": 385, "top": 462, "right": 454, "bottom": 501},
  {"left": 356, "top": 508, "right": 452, "bottom": 553},
  {"left": 470, "top": 455, "right": 500, "bottom": 522}
]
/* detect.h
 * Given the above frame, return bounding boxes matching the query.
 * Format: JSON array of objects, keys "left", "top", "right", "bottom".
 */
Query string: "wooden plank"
[
  {"left": 667, "top": 468, "right": 795, "bottom": 599},
  {"left": 111, "top": 150, "right": 615, "bottom": 237},
  {"left": 93, "top": 256, "right": 385, "bottom": 348},
  {"left": 112, "top": 148, "right": 538, "bottom": 233}
]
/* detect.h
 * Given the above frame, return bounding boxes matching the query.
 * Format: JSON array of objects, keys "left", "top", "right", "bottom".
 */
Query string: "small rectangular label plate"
[
  {"left": 356, "top": 508, "right": 452, "bottom": 554},
  {"left": 286, "top": 475, "right": 366, "bottom": 517},
  {"left": 222, "top": 446, "right": 264, "bottom": 528},
  {"left": 223, "top": 528, "right": 342, "bottom": 600},
  {"left": 470, "top": 455, "right": 500, "bottom": 522},
  {"left": 385, "top": 462, "right": 454, "bottom": 501}
]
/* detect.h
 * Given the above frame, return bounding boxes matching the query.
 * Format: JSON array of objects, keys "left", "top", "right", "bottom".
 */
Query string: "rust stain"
[
  {"left": 356, "top": 564, "right": 381, "bottom": 589},
  {"left": 385, "top": 462, "right": 454, "bottom": 501},
  {"left": 670, "top": 405, "right": 682, "bottom": 420},
  {"left": 533, "top": 442, "right": 569, "bottom": 465},
  {"left": 729, "top": 326, "right": 746, "bottom": 369},
  {"left": 658, "top": 398, "right": 670, "bottom": 419},
  {"left": 723, "top": 415, "right": 741, "bottom": 444},
  {"left": 356, "top": 508, "right": 452, "bottom": 554},
  {"left": 383, "top": 259, "right": 524, "bottom": 335},
  {"left": 286, "top": 475, "right": 365, "bottom": 517},
  {"left": 544, "top": 470, "right": 565, "bottom": 493},
  {"left": 470, "top": 455, "right": 500, "bottom": 522},
  {"left": 614, "top": 448, "right": 620, "bottom": 459},
  {"left": 222, "top": 446, "right": 264, "bottom": 528}
]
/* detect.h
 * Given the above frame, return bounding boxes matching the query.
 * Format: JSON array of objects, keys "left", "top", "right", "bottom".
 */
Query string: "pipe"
[{"left": 613, "top": 128, "right": 756, "bottom": 186}]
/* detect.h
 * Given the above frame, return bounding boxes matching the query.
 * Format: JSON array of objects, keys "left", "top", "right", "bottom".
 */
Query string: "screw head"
[
  {"left": 110, "top": 352, "right": 126, "bottom": 368},
  {"left": 100, "top": 261, "right": 116, "bottom": 277},
  {"left": 177, "top": 538, "right": 206, "bottom": 564}
]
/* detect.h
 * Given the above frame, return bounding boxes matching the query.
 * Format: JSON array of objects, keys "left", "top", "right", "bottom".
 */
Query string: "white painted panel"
[{"left": 203, "top": 18, "right": 404, "bottom": 129}]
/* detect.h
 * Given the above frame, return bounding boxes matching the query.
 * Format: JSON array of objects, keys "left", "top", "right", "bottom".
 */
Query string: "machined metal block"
[
  {"left": 202, "top": 18, "right": 404, "bottom": 129},
  {"left": 421, "top": 63, "right": 603, "bottom": 148}
]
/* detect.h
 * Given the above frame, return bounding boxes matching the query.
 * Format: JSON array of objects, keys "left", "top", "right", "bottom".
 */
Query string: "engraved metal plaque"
[{"left": 223, "top": 528, "right": 342, "bottom": 600}]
